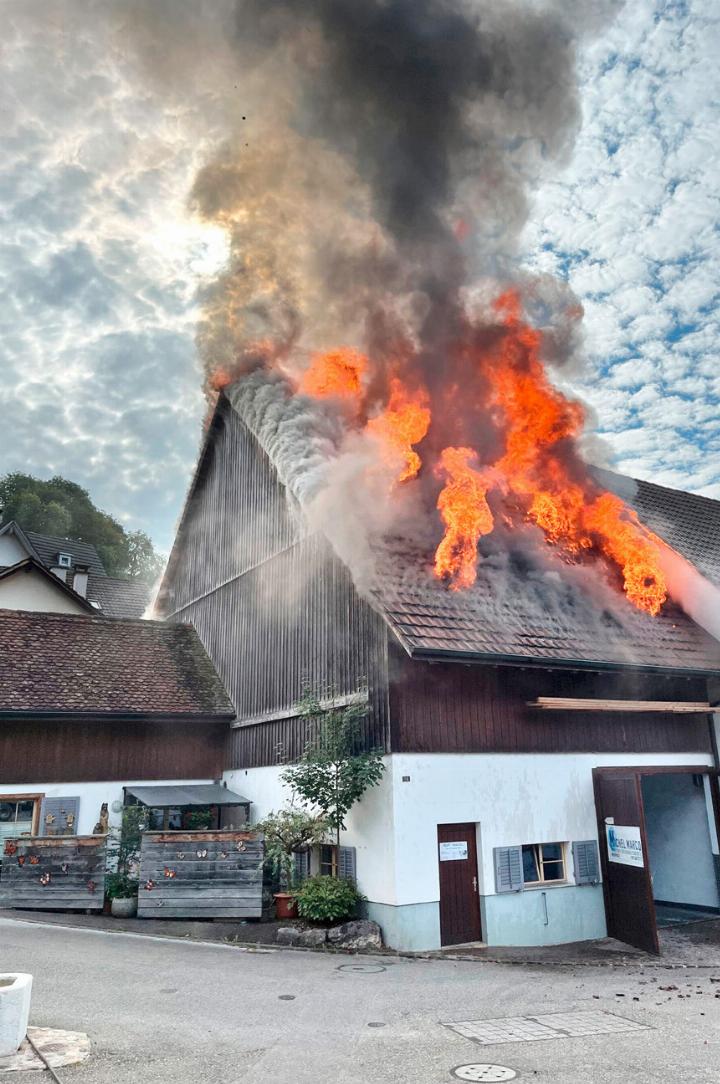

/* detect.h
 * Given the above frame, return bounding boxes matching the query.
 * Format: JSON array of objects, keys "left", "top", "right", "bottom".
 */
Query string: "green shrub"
[{"left": 296, "top": 875, "right": 362, "bottom": 924}]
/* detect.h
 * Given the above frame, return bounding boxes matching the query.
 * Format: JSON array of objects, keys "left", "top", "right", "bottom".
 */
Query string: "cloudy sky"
[{"left": 1, "top": 1, "right": 718, "bottom": 554}]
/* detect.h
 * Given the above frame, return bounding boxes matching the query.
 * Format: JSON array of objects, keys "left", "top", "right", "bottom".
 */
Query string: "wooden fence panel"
[
  {"left": 137, "top": 831, "right": 263, "bottom": 919},
  {"left": 0, "top": 836, "right": 106, "bottom": 910}
]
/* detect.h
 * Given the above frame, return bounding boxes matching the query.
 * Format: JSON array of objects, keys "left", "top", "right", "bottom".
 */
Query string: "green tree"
[
  {"left": 281, "top": 686, "right": 385, "bottom": 869},
  {"left": 0, "top": 472, "right": 165, "bottom": 583}
]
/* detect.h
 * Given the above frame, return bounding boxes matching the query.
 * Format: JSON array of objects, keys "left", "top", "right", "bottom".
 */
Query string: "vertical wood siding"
[
  {"left": 388, "top": 642, "right": 712, "bottom": 754},
  {"left": 0, "top": 721, "right": 227, "bottom": 784},
  {"left": 161, "top": 399, "right": 390, "bottom": 766}
]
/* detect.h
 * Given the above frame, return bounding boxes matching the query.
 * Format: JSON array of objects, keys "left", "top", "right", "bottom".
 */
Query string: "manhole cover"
[
  {"left": 336, "top": 963, "right": 386, "bottom": 974},
  {"left": 452, "top": 1066, "right": 518, "bottom": 1082}
]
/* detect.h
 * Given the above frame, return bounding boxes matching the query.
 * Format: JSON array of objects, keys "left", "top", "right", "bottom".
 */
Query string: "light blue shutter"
[
  {"left": 338, "top": 846, "right": 357, "bottom": 883},
  {"left": 572, "top": 840, "right": 600, "bottom": 885},
  {"left": 39, "top": 797, "right": 80, "bottom": 836},
  {"left": 494, "top": 846, "right": 523, "bottom": 892}
]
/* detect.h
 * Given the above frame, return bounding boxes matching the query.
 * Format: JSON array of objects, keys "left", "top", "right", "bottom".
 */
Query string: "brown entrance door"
[
  {"left": 437, "top": 823, "right": 482, "bottom": 946},
  {"left": 593, "top": 769, "right": 659, "bottom": 955}
]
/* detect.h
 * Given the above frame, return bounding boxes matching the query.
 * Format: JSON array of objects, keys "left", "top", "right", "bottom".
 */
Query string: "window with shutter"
[
  {"left": 293, "top": 849, "right": 311, "bottom": 885},
  {"left": 338, "top": 845, "right": 357, "bottom": 883},
  {"left": 494, "top": 845, "right": 523, "bottom": 892},
  {"left": 39, "top": 797, "right": 80, "bottom": 837},
  {"left": 572, "top": 840, "right": 600, "bottom": 885}
]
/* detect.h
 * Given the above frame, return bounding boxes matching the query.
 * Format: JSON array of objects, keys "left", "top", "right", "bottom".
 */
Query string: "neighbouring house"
[
  {"left": 0, "top": 521, "right": 151, "bottom": 618},
  {"left": 156, "top": 391, "right": 720, "bottom": 954},
  {"left": 0, "top": 609, "right": 247, "bottom": 851}
]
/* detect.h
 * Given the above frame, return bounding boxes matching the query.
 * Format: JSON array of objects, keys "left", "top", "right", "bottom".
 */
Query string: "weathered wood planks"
[
  {"left": 137, "top": 830, "right": 263, "bottom": 919},
  {"left": 0, "top": 836, "right": 106, "bottom": 911}
]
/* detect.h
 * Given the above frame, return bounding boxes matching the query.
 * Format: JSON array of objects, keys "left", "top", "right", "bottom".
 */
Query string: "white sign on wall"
[
  {"left": 606, "top": 824, "right": 644, "bottom": 868},
  {"left": 439, "top": 841, "right": 468, "bottom": 862}
]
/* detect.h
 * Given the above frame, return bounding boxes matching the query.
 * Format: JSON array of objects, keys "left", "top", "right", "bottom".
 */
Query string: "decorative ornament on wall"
[
  {"left": 163, "top": 868, "right": 176, "bottom": 879},
  {"left": 176, "top": 852, "right": 185, "bottom": 859},
  {"left": 39, "top": 872, "right": 51, "bottom": 885},
  {"left": 236, "top": 841, "right": 247, "bottom": 853},
  {"left": 61, "top": 862, "right": 69, "bottom": 874},
  {"left": 144, "top": 880, "right": 156, "bottom": 891},
  {"left": 29, "top": 854, "right": 39, "bottom": 865},
  {"left": 17, "top": 855, "right": 25, "bottom": 866},
  {"left": 87, "top": 880, "right": 96, "bottom": 894},
  {"left": 196, "top": 849, "right": 208, "bottom": 859},
  {"left": 4, "top": 841, "right": 17, "bottom": 856}
]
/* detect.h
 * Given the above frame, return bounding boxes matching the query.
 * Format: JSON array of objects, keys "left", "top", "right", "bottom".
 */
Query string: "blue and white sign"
[{"left": 606, "top": 824, "right": 644, "bottom": 868}]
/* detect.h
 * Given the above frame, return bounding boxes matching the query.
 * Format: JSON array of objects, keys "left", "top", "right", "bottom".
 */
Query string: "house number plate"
[{"left": 439, "top": 841, "right": 468, "bottom": 861}]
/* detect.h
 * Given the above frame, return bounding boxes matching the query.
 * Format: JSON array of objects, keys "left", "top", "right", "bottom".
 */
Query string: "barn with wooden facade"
[{"left": 156, "top": 387, "right": 720, "bottom": 953}]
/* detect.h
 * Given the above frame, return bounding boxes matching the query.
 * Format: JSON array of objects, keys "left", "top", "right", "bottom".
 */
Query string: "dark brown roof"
[
  {"left": 371, "top": 470, "right": 720, "bottom": 675},
  {"left": 87, "top": 574, "right": 152, "bottom": 619},
  {"left": 0, "top": 610, "right": 235, "bottom": 718}
]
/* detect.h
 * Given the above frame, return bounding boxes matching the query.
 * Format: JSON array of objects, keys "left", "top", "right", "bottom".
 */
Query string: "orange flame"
[
  {"left": 366, "top": 378, "right": 431, "bottom": 482},
  {"left": 582, "top": 493, "right": 667, "bottom": 615},
  {"left": 430, "top": 289, "right": 669, "bottom": 613},
  {"left": 434, "top": 447, "right": 494, "bottom": 589},
  {"left": 299, "top": 347, "right": 368, "bottom": 401}
]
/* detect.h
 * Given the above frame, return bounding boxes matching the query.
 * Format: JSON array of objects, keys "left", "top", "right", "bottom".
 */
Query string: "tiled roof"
[
  {"left": 26, "top": 530, "right": 106, "bottom": 575},
  {"left": 0, "top": 610, "right": 235, "bottom": 717},
  {"left": 370, "top": 468, "right": 720, "bottom": 676},
  {"left": 87, "top": 574, "right": 152, "bottom": 619}
]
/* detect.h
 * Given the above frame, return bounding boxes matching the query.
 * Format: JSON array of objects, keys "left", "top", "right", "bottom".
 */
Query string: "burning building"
[{"left": 152, "top": 0, "right": 720, "bottom": 952}]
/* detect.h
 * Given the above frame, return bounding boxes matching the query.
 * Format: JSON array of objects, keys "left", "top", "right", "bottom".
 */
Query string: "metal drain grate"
[
  {"left": 452, "top": 1066, "right": 518, "bottom": 1082},
  {"left": 444, "top": 1009, "right": 651, "bottom": 1046}
]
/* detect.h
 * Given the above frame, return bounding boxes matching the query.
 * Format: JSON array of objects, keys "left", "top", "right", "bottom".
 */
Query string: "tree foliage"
[
  {"left": 255, "top": 806, "right": 329, "bottom": 890},
  {"left": 0, "top": 472, "right": 165, "bottom": 583},
  {"left": 281, "top": 686, "right": 385, "bottom": 865}
]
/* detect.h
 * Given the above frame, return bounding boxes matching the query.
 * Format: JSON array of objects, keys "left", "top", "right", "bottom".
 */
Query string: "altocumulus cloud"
[
  {"left": 0, "top": 0, "right": 718, "bottom": 554},
  {"left": 524, "top": 0, "right": 720, "bottom": 498}
]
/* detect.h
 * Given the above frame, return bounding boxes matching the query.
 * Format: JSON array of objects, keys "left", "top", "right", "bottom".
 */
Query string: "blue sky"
[{"left": 1, "top": 1, "right": 718, "bottom": 553}]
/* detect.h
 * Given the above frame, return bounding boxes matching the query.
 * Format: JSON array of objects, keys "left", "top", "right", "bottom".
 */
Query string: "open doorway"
[
  {"left": 641, "top": 772, "right": 720, "bottom": 928},
  {"left": 594, "top": 766, "right": 720, "bottom": 954}
]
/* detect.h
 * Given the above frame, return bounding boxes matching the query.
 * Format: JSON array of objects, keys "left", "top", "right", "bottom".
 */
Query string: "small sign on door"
[
  {"left": 606, "top": 824, "right": 644, "bottom": 867},
  {"left": 439, "top": 841, "right": 468, "bottom": 861}
]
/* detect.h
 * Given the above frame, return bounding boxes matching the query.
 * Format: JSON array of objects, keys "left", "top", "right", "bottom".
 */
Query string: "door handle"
[{"left": 472, "top": 876, "right": 478, "bottom": 893}]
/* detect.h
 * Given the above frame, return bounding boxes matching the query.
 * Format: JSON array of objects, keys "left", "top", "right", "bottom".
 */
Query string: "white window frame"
[
  {"left": 57, "top": 553, "right": 73, "bottom": 568},
  {"left": 521, "top": 842, "right": 567, "bottom": 887}
]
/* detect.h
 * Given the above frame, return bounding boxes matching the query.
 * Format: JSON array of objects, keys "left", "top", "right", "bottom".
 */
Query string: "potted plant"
[
  {"left": 254, "top": 807, "right": 328, "bottom": 920},
  {"left": 105, "top": 805, "right": 147, "bottom": 918},
  {"left": 106, "top": 871, "right": 139, "bottom": 917}
]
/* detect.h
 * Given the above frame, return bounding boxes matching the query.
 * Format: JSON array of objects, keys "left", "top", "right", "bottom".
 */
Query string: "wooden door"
[
  {"left": 437, "top": 823, "right": 482, "bottom": 946},
  {"left": 593, "top": 769, "right": 659, "bottom": 955}
]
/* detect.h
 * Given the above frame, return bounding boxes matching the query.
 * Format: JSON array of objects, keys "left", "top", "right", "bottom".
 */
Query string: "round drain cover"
[
  {"left": 452, "top": 1066, "right": 518, "bottom": 1083},
  {"left": 336, "top": 963, "right": 386, "bottom": 974}
]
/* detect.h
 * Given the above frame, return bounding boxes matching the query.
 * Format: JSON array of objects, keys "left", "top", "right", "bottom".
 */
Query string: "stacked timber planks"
[
  {"left": 137, "top": 831, "right": 263, "bottom": 919},
  {"left": 0, "top": 836, "right": 106, "bottom": 910}
]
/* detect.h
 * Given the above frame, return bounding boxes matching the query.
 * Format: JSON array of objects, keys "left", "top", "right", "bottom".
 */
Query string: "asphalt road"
[{"left": 1, "top": 917, "right": 719, "bottom": 1083}]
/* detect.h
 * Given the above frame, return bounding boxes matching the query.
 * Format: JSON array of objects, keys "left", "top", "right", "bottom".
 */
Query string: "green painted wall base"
[
  {"left": 481, "top": 885, "right": 607, "bottom": 947},
  {"left": 364, "top": 886, "right": 607, "bottom": 952}
]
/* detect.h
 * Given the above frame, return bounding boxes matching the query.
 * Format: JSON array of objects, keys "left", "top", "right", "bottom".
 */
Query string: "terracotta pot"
[
  {"left": 274, "top": 892, "right": 298, "bottom": 920},
  {"left": 111, "top": 896, "right": 138, "bottom": 918}
]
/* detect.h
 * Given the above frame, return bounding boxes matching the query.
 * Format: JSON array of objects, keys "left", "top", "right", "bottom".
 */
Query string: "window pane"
[
  {"left": 17, "top": 801, "right": 35, "bottom": 819},
  {"left": 542, "top": 861, "right": 565, "bottom": 881},
  {"left": 522, "top": 845, "right": 539, "bottom": 882},
  {"left": 541, "top": 843, "right": 563, "bottom": 862},
  {"left": 0, "top": 802, "right": 16, "bottom": 823}
]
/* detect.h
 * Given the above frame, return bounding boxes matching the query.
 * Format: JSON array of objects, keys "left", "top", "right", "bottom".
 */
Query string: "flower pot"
[
  {"left": 111, "top": 896, "right": 137, "bottom": 918},
  {"left": 273, "top": 892, "right": 298, "bottom": 920}
]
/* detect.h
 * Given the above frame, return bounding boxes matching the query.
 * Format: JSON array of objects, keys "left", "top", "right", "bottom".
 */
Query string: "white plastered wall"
[
  {"left": 0, "top": 535, "right": 28, "bottom": 566},
  {"left": 227, "top": 751, "right": 714, "bottom": 909},
  {"left": 0, "top": 779, "right": 216, "bottom": 835},
  {"left": 388, "top": 751, "right": 715, "bottom": 905},
  {"left": 0, "top": 568, "right": 87, "bottom": 614}
]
